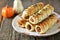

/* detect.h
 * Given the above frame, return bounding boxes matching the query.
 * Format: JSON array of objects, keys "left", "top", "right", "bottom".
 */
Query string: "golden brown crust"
[
  {"left": 18, "top": 17, "right": 26, "bottom": 28},
  {"left": 35, "top": 14, "right": 58, "bottom": 33},
  {"left": 25, "top": 22, "right": 35, "bottom": 31},
  {"left": 29, "top": 4, "right": 54, "bottom": 24},
  {"left": 22, "top": 2, "right": 44, "bottom": 19}
]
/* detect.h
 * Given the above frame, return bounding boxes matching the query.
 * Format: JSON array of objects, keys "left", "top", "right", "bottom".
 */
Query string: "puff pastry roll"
[
  {"left": 29, "top": 4, "right": 54, "bottom": 24},
  {"left": 25, "top": 22, "right": 35, "bottom": 31},
  {"left": 35, "top": 14, "right": 58, "bottom": 34},
  {"left": 22, "top": 2, "right": 44, "bottom": 19},
  {"left": 18, "top": 16, "right": 26, "bottom": 28}
]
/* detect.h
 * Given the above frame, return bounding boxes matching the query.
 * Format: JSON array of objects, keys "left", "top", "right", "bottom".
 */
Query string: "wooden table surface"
[{"left": 0, "top": 0, "right": 60, "bottom": 40}]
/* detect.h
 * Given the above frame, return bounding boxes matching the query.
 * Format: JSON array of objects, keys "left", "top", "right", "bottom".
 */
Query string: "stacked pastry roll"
[
  {"left": 29, "top": 4, "right": 54, "bottom": 24},
  {"left": 18, "top": 2, "right": 44, "bottom": 27},
  {"left": 18, "top": 16, "right": 26, "bottom": 28},
  {"left": 35, "top": 14, "right": 58, "bottom": 33},
  {"left": 18, "top": 2, "right": 58, "bottom": 34},
  {"left": 25, "top": 14, "right": 58, "bottom": 33},
  {"left": 25, "top": 22, "right": 35, "bottom": 31},
  {"left": 22, "top": 2, "right": 44, "bottom": 19}
]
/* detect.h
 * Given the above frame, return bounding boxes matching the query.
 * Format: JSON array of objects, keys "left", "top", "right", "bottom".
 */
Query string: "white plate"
[{"left": 12, "top": 12, "right": 60, "bottom": 36}]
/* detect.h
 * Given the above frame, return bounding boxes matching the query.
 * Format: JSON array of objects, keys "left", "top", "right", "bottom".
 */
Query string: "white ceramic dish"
[{"left": 12, "top": 12, "right": 60, "bottom": 36}]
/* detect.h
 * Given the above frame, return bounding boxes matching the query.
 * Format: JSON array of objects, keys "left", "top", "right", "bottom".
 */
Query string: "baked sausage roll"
[
  {"left": 29, "top": 4, "right": 54, "bottom": 24},
  {"left": 18, "top": 16, "right": 26, "bottom": 28},
  {"left": 22, "top": 2, "right": 44, "bottom": 19},
  {"left": 35, "top": 14, "right": 58, "bottom": 34},
  {"left": 25, "top": 22, "right": 35, "bottom": 31}
]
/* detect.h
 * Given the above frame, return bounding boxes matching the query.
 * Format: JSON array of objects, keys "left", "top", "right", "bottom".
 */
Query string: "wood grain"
[{"left": 0, "top": 0, "right": 60, "bottom": 40}]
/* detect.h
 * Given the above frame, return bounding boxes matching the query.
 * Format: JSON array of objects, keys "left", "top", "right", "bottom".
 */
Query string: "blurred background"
[{"left": 0, "top": 0, "right": 60, "bottom": 14}]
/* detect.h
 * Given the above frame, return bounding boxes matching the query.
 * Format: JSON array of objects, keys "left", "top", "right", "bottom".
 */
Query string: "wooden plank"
[
  {"left": 0, "top": 18, "right": 20, "bottom": 40},
  {"left": 36, "top": 32, "right": 60, "bottom": 40},
  {"left": 0, "top": 0, "right": 60, "bottom": 40},
  {"left": 11, "top": 30, "right": 20, "bottom": 40},
  {"left": 19, "top": 34, "right": 35, "bottom": 40},
  {"left": 0, "top": 0, "right": 20, "bottom": 40},
  {"left": 0, "top": 18, "right": 13, "bottom": 40}
]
